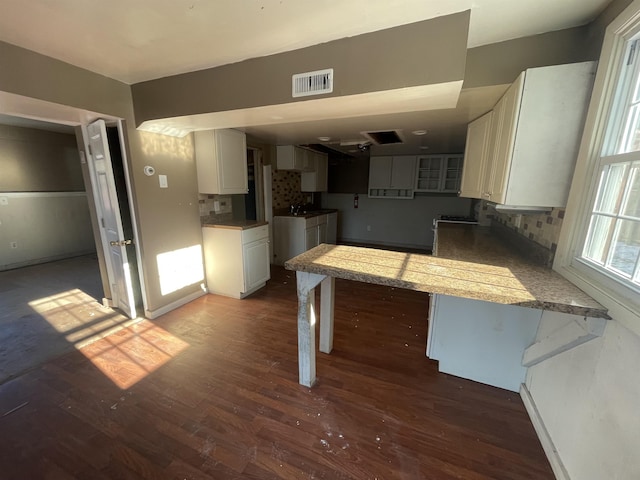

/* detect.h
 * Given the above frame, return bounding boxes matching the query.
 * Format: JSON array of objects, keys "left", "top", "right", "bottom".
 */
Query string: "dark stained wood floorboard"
[{"left": 0, "top": 266, "right": 554, "bottom": 479}]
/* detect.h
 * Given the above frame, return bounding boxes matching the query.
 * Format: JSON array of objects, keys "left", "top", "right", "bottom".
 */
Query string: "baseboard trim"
[
  {"left": 144, "top": 289, "right": 206, "bottom": 320},
  {"left": 520, "top": 384, "right": 570, "bottom": 480}
]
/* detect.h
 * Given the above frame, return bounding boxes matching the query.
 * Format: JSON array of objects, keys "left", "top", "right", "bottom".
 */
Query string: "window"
[
  {"left": 579, "top": 36, "right": 640, "bottom": 292},
  {"left": 557, "top": 1, "right": 640, "bottom": 331}
]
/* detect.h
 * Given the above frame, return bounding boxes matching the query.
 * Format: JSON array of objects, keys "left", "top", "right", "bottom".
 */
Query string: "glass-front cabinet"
[{"left": 415, "top": 154, "right": 464, "bottom": 193}]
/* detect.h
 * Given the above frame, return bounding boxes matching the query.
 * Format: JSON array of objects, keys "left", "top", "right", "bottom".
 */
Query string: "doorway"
[{"left": 0, "top": 114, "right": 137, "bottom": 382}]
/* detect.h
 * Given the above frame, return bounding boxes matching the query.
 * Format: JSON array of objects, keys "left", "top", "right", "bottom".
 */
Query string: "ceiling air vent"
[
  {"left": 362, "top": 130, "right": 403, "bottom": 145},
  {"left": 292, "top": 68, "right": 333, "bottom": 98}
]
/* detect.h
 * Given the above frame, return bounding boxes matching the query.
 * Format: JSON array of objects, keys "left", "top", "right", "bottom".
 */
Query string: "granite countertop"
[
  {"left": 285, "top": 224, "right": 609, "bottom": 319},
  {"left": 202, "top": 220, "right": 268, "bottom": 230},
  {"left": 273, "top": 208, "right": 338, "bottom": 219}
]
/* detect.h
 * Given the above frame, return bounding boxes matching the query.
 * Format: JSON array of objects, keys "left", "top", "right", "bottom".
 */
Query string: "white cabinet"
[
  {"left": 195, "top": 129, "right": 248, "bottom": 195},
  {"left": 301, "top": 151, "right": 328, "bottom": 192},
  {"left": 202, "top": 224, "right": 270, "bottom": 299},
  {"left": 415, "top": 154, "right": 464, "bottom": 193},
  {"left": 460, "top": 112, "right": 493, "bottom": 199},
  {"left": 459, "top": 62, "right": 595, "bottom": 208},
  {"left": 368, "top": 156, "right": 417, "bottom": 198},
  {"left": 276, "top": 145, "right": 314, "bottom": 171},
  {"left": 273, "top": 212, "right": 337, "bottom": 265}
]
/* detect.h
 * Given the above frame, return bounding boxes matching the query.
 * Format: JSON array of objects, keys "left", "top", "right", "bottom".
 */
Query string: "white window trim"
[{"left": 554, "top": 0, "right": 640, "bottom": 337}]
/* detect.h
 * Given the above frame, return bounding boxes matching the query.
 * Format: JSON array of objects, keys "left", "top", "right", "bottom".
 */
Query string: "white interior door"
[{"left": 86, "top": 119, "right": 137, "bottom": 318}]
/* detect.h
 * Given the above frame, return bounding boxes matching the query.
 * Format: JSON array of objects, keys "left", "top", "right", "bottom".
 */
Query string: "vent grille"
[{"left": 292, "top": 68, "right": 333, "bottom": 98}]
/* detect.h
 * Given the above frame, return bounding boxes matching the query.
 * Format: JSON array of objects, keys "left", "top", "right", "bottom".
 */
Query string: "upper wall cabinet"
[
  {"left": 368, "top": 156, "right": 417, "bottom": 199},
  {"left": 460, "top": 112, "right": 493, "bottom": 199},
  {"left": 460, "top": 62, "right": 596, "bottom": 209},
  {"left": 301, "top": 151, "right": 328, "bottom": 192},
  {"left": 415, "top": 154, "right": 464, "bottom": 193},
  {"left": 276, "top": 145, "right": 314, "bottom": 172},
  {"left": 195, "top": 129, "right": 248, "bottom": 195}
]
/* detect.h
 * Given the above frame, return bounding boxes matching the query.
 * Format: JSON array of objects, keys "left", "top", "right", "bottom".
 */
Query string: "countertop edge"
[
  {"left": 284, "top": 261, "right": 609, "bottom": 319},
  {"left": 202, "top": 221, "right": 268, "bottom": 230}
]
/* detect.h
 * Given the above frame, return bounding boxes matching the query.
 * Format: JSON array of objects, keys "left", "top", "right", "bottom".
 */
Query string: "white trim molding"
[{"left": 520, "top": 384, "right": 570, "bottom": 480}]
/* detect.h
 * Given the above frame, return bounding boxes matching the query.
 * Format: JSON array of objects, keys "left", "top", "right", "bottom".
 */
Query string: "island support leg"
[
  {"left": 319, "top": 276, "right": 335, "bottom": 354},
  {"left": 296, "top": 271, "right": 326, "bottom": 387}
]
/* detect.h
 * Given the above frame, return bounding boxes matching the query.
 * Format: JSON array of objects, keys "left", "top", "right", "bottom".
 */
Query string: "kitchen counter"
[
  {"left": 285, "top": 224, "right": 607, "bottom": 319},
  {"left": 285, "top": 223, "right": 608, "bottom": 387},
  {"left": 203, "top": 220, "right": 268, "bottom": 230}
]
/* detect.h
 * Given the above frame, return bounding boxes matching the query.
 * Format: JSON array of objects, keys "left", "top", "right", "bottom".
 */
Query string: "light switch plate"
[{"left": 159, "top": 175, "right": 168, "bottom": 188}]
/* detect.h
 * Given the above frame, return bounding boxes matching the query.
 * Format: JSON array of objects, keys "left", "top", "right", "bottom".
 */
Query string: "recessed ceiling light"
[
  {"left": 318, "top": 136, "right": 331, "bottom": 142},
  {"left": 419, "top": 145, "right": 429, "bottom": 150},
  {"left": 412, "top": 129, "right": 428, "bottom": 136}
]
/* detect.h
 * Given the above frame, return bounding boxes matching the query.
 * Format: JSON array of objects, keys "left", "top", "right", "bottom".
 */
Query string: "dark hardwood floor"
[{"left": 0, "top": 266, "right": 553, "bottom": 479}]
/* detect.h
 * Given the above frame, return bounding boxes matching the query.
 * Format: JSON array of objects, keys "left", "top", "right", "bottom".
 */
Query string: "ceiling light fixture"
[
  {"left": 318, "top": 136, "right": 331, "bottom": 142},
  {"left": 412, "top": 129, "right": 428, "bottom": 136}
]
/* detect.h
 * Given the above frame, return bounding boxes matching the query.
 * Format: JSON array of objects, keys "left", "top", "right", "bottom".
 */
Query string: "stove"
[{"left": 433, "top": 215, "right": 478, "bottom": 226}]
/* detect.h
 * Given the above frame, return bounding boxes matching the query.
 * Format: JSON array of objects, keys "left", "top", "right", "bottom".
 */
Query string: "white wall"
[
  {"left": 0, "top": 193, "right": 95, "bottom": 270},
  {"left": 526, "top": 317, "right": 640, "bottom": 479},
  {"left": 322, "top": 193, "right": 472, "bottom": 249}
]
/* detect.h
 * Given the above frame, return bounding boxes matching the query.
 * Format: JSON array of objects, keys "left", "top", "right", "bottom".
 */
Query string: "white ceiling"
[
  {"left": 0, "top": 0, "right": 611, "bottom": 85},
  {"left": 0, "top": 0, "right": 611, "bottom": 155}
]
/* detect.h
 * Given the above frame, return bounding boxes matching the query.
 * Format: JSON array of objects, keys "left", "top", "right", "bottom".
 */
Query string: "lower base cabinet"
[
  {"left": 202, "top": 224, "right": 270, "bottom": 299},
  {"left": 273, "top": 212, "right": 337, "bottom": 266}
]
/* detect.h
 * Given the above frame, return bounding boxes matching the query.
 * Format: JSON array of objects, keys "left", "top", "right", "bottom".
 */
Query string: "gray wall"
[
  {"left": 131, "top": 12, "right": 470, "bottom": 124},
  {"left": 0, "top": 124, "right": 83, "bottom": 192},
  {"left": 0, "top": 124, "right": 95, "bottom": 270},
  {"left": 322, "top": 193, "right": 472, "bottom": 249}
]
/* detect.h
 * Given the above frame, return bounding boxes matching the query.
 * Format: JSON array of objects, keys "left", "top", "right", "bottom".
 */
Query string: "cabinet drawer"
[{"left": 242, "top": 224, "right": 268, "bottom": 244}]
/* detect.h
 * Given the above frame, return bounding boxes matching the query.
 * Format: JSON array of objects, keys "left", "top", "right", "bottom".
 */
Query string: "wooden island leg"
[
  {"left": 295, "top": 271, "right": 326, "bottom": 387},
  {"left": 319, "top": 276, "right": 335, "bottom": 354}
]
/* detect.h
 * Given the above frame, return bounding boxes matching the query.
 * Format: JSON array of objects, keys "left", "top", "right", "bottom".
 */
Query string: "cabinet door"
[
  {"left": 318, "top": 221, "right": 327, "bottom": 244},
  {"left": 293, "top": 147, "right": 314, "bottom": 172},
  {"left": 460, "top": 112, "right": 493, "bottom": 199},
  {"left": 243, "top": 239, "right": 270, "bottom": 293},
  {"left": 216, "top": 129, "right": 249, "bottom": 194},
  {"left": 301, "top": 152, "right": 328, "bottom": 192},
  {"left": 415, "top": 156, "right": 443, "bottom": 192},
  {"left": 390, "top": 156, "right": 417, "bottom": 189},
  {"left": 487, "top": 74, "right": 524, "bottom": 204},
  {"left": 305, "top": 226, "right": 319, "bottom": 250},
  {"left": 442, "top": 155, "right": 464, "bottom": 193},
  {"left": 369, "top": 156, "right": 393, "bottom": 188}
]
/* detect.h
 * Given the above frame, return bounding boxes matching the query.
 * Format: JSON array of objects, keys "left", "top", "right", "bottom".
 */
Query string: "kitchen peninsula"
[{"left": 285, "top": 224, "right": 608, "bottom": 389}]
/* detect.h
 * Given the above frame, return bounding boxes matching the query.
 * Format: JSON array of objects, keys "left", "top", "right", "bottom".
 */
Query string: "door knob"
[{"left": 110, "top": 239, "right": 132, "bottom": 247}]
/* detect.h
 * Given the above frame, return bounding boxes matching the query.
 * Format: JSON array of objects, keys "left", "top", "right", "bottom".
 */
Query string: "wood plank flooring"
[{"left": 0, "top": 266, "right": 554, "bottom": 479}]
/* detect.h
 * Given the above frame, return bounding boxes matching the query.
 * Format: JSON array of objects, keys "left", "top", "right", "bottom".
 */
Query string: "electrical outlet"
[
  {"left": 367, "top": 225, "right": 371, "bottom": 232},
  {"left": 10, "top": 241, "right": 18, "bottom": 249}
]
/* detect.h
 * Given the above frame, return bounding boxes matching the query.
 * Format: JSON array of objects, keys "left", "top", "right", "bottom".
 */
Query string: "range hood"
[{"left": 493, "top": 204, "right": 553, "bottom": 215}]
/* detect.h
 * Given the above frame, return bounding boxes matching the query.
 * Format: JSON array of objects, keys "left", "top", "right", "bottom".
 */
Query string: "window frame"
[{"left": 554, "top": 0, "right": 640, "bottom": 336}]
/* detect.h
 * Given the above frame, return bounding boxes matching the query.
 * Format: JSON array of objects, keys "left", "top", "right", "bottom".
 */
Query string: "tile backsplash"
[
  {"left": 479, "top": 201, "right": 565, "bottom": 253},
  {"left": 199, "top": 194, "right": 233, "bottom": 225},
  {"left": 272, "top": 170, "right": 308, "bottom": 210}
]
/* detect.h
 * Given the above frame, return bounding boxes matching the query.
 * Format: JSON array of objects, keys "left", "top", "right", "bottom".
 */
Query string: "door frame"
[
  {"left": 81, "top": 119, "right": 147, "bottom": 317},
  {"left": 0, "top": 90, "right": 146, "bottom": 316}
]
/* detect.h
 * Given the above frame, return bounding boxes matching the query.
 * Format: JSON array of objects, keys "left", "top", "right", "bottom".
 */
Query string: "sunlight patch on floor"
[
  {"left": 79, "top": 319, "right": 189, "bottom": 389},
  {"left": 27, "top": 288, "right": 128, "bottom": 343}
]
